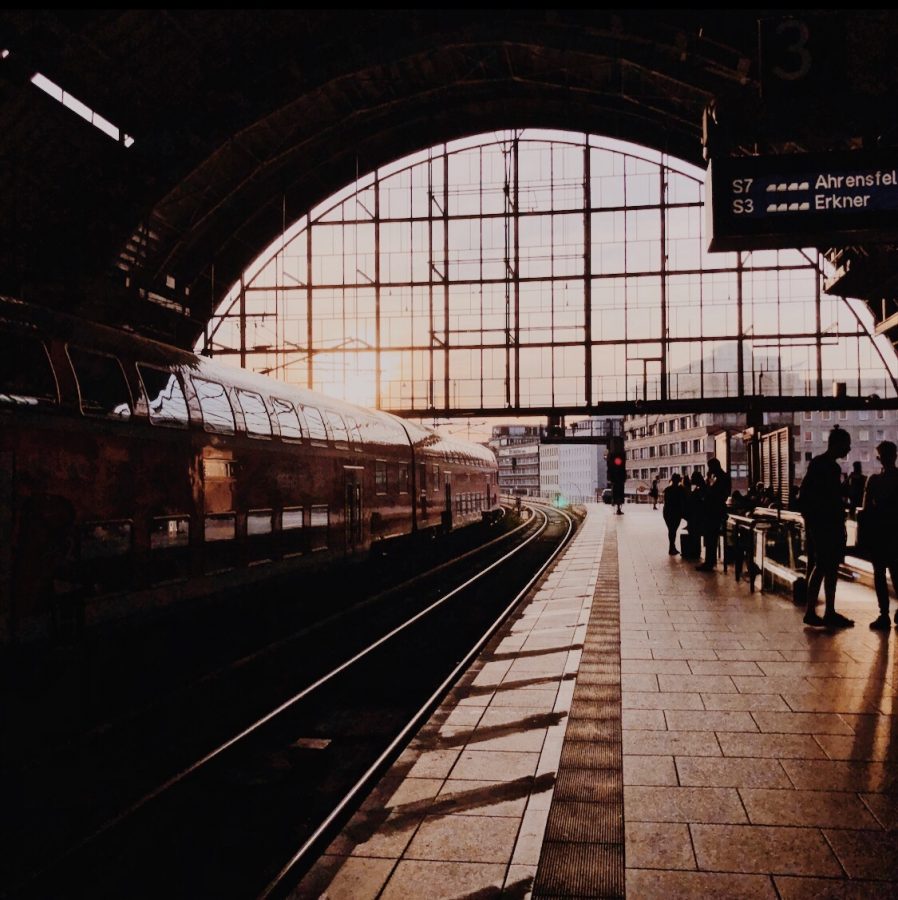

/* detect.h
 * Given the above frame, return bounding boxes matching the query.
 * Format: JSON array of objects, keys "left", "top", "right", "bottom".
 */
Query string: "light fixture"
[{"left": 31, "top": 71, "right": 135, "bottom": 148}]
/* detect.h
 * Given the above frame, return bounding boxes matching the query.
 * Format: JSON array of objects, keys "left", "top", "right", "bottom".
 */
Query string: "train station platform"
[{"left": 296, "top": 504, "right": 898, "bottom": 899}]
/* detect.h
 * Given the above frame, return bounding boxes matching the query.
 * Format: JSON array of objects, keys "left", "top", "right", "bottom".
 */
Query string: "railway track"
[{"left": 3, "top": 502, "right": 576, "bottom": 900}]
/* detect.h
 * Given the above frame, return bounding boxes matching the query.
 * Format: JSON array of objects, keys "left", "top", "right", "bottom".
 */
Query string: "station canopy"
[{"left": 3, "top": 10, "right": 898, "bottom": 404}]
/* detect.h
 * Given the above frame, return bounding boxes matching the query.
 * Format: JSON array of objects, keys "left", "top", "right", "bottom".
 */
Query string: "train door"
[
  {"left": 0, "top": 451, "right": 11, "bottom": 638},
  {"left": 343, "top": 466, "right": 363, "bottom": 552},
  {"left": 201, "top": 449, "right": 237, "bottom": 573},
  {"left": 418, "top": 463, "right": 429, "bottom": 522},
  {"left": 443, "top": 471, "right": 453, "bottom": 530}
]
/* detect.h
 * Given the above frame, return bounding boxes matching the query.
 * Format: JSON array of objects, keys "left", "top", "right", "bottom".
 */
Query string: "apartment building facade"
[
  {"left": 623, "top": 412, "right": 751, "bottom": 492},
  {"left": 624, "top": 407, "right": 898, "bottom": 494}
]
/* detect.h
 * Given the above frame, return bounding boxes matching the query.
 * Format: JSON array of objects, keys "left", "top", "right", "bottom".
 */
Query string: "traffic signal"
[
  {"left": 608, "top": 453, "right": 626, "bottom": 481},
  {"left": 607, "top": 437, "right": 626, "bottom": 482}
]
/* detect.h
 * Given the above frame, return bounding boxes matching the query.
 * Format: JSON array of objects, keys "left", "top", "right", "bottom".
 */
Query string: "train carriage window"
[
  {"left": 236, "top": 389, "right": 272, "bottom": 437},
  {"left": 432, "top": 464, "right": 440, "bottom": 491},
  {"left": 282, "top": 507, "right": 304, "bottom": 530},
  {"left": 303, "top": 406, "right": 329, "bottom": 445},
  {"left": 375, "top": 460, "right": 387, "bottom": 495},
  {"left": 399, "top": 465, "right": 409, "bottom": 494},
  {"left": 204, "top": 513, "right": 236, "bottom": 542},
  {"left": 138, "top": 365, "right": 189, "bottom": 428},
  {"left": 81, "top": 520, "right": 132, "bottom": 558},
  {"left": 294, "top": 404, "right": 309, "bottom": 435},
  {"left": 309, "top": 505, "right": 329, "bottom": 550},
  {"left": 0, "top": 331, "right": 58, "bottom": 406},
  {"left": 272, "top": 398, "right": 304, "bottom": 440},
  {"left": 345, "top": 414, "right": 364, "bottom": 450},
  {"left": 150, "top": 516, "right": 190, "bottom": 550},
  {"left": 193, "top": 378, "right": 235, "bottom": 434},
  {"left": 68, "top": 347, "right": 132, "bottom": 419},
  {"left": 324, "top": 410, "right": 350, "bottom": 448},
  {"left": 248, "top": 510, "right": 273, "bottom": 535},
  {"left": 203, "top": 457, "right": 236, "bottom": 479}
]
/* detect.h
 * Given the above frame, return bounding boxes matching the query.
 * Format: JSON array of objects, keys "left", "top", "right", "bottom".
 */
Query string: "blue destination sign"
[{"left": 707, "top": 151, "right": 898, "bottom": 252}]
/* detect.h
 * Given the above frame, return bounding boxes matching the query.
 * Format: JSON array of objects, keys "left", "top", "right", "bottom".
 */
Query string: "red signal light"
[{"left": 612, "top": 456, "right": 624, "bottom": 466}]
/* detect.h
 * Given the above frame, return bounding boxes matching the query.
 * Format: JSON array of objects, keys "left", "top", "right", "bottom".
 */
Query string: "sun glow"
[
  {"left": 340, "top": 371, "right": 377, "bottom": 407},
  {"left": 303, "top": 350, "right": 406, "bottom": 408}
]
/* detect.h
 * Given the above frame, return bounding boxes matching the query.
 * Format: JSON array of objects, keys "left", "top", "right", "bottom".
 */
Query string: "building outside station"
[
  {"left": 489, "top": 425, "right": 542, "bottom": 497},
  {"left": 796, "top": 408, "right": 896, "bottom": 478},
  {"left": 490, "top": 419, "right": 622, "bottom": 503},
  {"left": 624, "top": 406, "right": 898, "bottom": 498},
  {"left": 490, "top": 404, "right": 898, "bottom": 502}
]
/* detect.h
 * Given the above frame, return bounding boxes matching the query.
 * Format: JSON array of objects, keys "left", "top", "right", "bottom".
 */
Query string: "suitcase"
[{"left": 680, "top": 531, "right": 701, "bottom": 560}]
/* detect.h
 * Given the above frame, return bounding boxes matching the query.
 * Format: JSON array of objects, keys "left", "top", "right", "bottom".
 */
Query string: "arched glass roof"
[{"left": 204, "top": 130, "right": 898, "bottom": 414}]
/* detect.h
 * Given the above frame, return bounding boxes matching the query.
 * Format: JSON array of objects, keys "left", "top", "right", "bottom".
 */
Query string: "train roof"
[{"left": 1, "top": 295, "right": 496, "bottom": 465}]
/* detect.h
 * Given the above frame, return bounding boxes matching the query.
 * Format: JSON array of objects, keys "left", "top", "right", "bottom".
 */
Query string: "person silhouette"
[
  {"left": 650, "top": 477, "right": 660, "bottom": 510},
  {"left": 860, "top": 441, "right": 898, "bottom": 631},
  {"left": 799, "top": 427, "right": 854, "bottom": 628},
  {"left": 695, "top": 458, "right": 731, "bottom": 572},
  {"left": 847, "top": 460, "right": 867, "bottom": 514},
  {"left": 662, "top": 474, "right": 686, "bottom": 555}
]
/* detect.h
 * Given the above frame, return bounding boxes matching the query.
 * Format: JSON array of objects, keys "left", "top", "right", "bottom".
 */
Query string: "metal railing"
[{"left": 724, "top": 507, "right": 807, "bottom": 601}]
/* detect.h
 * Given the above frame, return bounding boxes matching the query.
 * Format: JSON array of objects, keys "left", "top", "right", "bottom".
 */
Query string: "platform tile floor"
[{"left": 296, "top": 504, "right": 898, "bottom": 899}]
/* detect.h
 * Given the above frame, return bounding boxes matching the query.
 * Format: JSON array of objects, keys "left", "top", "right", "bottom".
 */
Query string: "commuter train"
[{"left": 0, "top": 297, "right": 498, "bottom": 643}]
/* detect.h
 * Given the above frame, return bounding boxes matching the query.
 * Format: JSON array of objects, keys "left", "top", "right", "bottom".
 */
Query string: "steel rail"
[
  {"left": 258, "top": 502, "right": 576, "bottom": 899},
  {"left": 15, "top": 505, "right": 548, "bottom": 892}
]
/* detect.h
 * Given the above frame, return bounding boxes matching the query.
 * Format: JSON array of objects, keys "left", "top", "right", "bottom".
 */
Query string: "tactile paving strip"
[
  {"left": 564, "top": 718, "right": 622, "bottom": 742},
  {"left": 534, "top": 842, "right": 625, "bottom": 898},
  {"left": 533, "top": 526, "right": 625, "bottom": 899},
  {"left": 559, "top": 740, "right": 621, "bottom": 769},
  {"left": 544, "top": 800, "right": 624, "bottom": 844},
  {"left": 553, "top": 767, "right": 622, "bottom": 802}
]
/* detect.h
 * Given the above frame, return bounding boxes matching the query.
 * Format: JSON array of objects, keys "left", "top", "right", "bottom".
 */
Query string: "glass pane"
[
  {"left": 205, "top": 514, "right": 235, "bottom": 542},
  {"left": 237, "top": 389, "right": 272, "bottom": 437},
  {"left": 303, "top": 406, "right": 328, "bottom": 442},
  {"left": 295, "top": 404, "right": 309, "bottom": 435},
  {"left": 81, "top": 521, "right": 132, "bottom": 559},
  {"left": 139, "top": 365, "right": 189, "bottom": 427},
  {"left": 248, "top": 510, "right": 272, "bottom": 535},
  {"left": 151, "top": 516, "right": 190, "bottom": 550},
  {"left": 324, "top": 410, "right": 349, "bottom": 444},
  {"left": 345, "top": 414, "right": 363, "bottom": 448},
  {"left": 272, "top": 398, "right": 303, "bottom": 439},
  {"left": 69, "top": 347, "right": 131, "bottom": 418},
  {"left": 193, "top": 378, "right": 235, "bottom": 434},
  {"left": 310, "top": 505, "right": 329, "bottom": 527},
  {"left": 282, "top": 507, "right": 304, "bottom": 530},
  {"left": 0, "top": 331, "right": 57, "bottom": 405}
]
